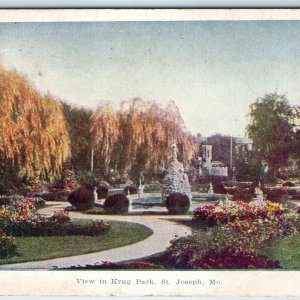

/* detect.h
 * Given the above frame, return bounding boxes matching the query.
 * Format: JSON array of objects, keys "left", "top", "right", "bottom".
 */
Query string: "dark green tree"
[
  {"left": 247, "top": 93, "right": 295, "bottom": 177},
  {"left": 61, "top": 102, "right": 93, "bottom": 172}
]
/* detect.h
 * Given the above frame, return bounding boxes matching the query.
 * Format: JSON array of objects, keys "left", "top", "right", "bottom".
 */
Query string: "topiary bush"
[
  {"left": 123, "top": 185, "right": 137, "bottom": 195},
  {"left": 265, "top": 188, "right": 288, "bottom": 204},
  {"left": 166, "top": 192, "right": 190, "bottom": 215},
  {"left": 232, "top": 192, "right": 253, "bottom": 202},
  {"left": 104, "top": 193, "right": 129, "bottom": 214},
  {"left": 213, "top": 183, "right": 227, "bottom": 194},
  {"left": 68, "top": 187, "right": 95, "bottom": 211},
  {"left": 96, "top": 185, "right": 109, "bottom": 199}
]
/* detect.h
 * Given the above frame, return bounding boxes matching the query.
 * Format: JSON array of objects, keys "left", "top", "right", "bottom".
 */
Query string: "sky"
[{"left": 0, "top": 21, "right": 300, "bottom": 137}]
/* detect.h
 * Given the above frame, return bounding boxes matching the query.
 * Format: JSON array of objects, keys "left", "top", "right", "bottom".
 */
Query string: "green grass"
[
  {"left": 0, "top": 220, "right": 153, "bottom": 265},
  {"left": 257, "top": 236, "right": 300, "bottom": 269}
]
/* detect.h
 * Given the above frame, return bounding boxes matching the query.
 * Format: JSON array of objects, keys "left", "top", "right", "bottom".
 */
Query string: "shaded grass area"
[
  {"left": 0, "top": 220, "right": 153, "bottom": 265},
  {"left": 257, "top": 236, "right": 300, "bottom": 269}
]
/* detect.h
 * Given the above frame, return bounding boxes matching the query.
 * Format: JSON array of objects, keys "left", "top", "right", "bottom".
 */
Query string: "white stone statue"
[
  {"left": 255, "top": 186, "right": 264, "bottom": 208},
  {"left": 93, "top": 186, "right": 98, "bottom": 202},
  {"left": 207, "top": 182, "right": 214, "bottom": 197},
  {"left": 138, "top": 178, "right": 144, "bottom": 200},
  {"left": 171, "top": 143, "right": 178, "bottom": 160}
]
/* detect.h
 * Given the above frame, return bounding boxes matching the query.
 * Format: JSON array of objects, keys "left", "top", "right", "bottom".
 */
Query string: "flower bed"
[
  {"left": 194, "top": 200, "right": 289, "bottom": 235},
  {"left": 154, "top": 200, "right": 299, "bottom": 269},
  {"left": 0, "top": 197, "right": 109, "bottom": 237}
]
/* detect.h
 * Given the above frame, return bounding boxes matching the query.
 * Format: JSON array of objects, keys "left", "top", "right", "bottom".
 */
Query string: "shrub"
[
  {"left": 232, "top": 192, "right": 253, "bottom": 202},
  {"left": 48, "top": 210, "right": 70, "bottom": 223},
  {"left": 265, "top": 188, "right": 288, "bottom": 204},
  {"left": 25, "top": 195, "right": 46, "bottom": 209},
  {"left": 194, "top": 248, "right": 281, "bottom": 269},
  {"left": 123, "top": 185, "right": 137, "bottom": 195},
  {"left": 143, "top": 181, "right": 161, "bottom": 193},
  {"left": 166, "top": 192, "right": 190, "bottom": 214},
  {"left": 104, "top": 193, "right": 129, "bottom": 214},
  {"left": 68, "top": 187, "right": 95, "bottom": 211},
  {"left": 0, "top": 230, "right": 17, "bottom": 258},
  {"left": 283, "top": 181, "right": 295, "bottom": 187},
  {"left": 213, "top": 183, "right": 227, "bottom": 194},
  {"left": 26, "top": 181, "right": 48, "bottom": 193},
  {"left": 66, "top": 220, "right": 110, "bottom": 236},
  {"left": 38, "top": 191, "right": 69, "bottom": 202},
  {"left": 286, "top": 188, "right": 300, "bottom": 199},
  {"left": 49, "top": 169, "right": 79, "bottom": 193},
  {"left": 96, "top": 185, "right": 109, "bottom": 199}
]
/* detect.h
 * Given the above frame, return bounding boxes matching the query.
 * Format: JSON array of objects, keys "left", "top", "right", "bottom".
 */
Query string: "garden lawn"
[
  {"left": 155, "top": 218, "right": 300, "bottom": 270},
  {"left": 0, "top": 220, "right": 153, "bottom": 264},
  {"left": 257, "top": 236, "right": 300, "bottom": 269}
]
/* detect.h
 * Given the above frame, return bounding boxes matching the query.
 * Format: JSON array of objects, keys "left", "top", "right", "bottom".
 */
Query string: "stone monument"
[
  {"left": 255, "top": 182, "right": 264, "bottom": 208},
  {"left": 207, "top": 182, "right": 214, "bottom": 197},
  {"left": 162, "top": 143, "right": 192, "bottom": 204},
  {"left": 138, "top": 178, "right": 144, "bottom": 200}
]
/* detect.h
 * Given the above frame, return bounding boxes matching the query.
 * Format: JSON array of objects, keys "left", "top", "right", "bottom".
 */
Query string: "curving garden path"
[{"left": 0, "top": 202, "right": 192, "bottom": 270}]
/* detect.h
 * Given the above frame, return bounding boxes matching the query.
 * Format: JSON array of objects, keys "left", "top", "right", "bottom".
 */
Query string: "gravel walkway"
[{"left": 0, "top": 202, "right": 191, "bottom": 270}]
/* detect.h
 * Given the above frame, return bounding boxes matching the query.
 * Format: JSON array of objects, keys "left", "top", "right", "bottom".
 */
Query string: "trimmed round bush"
[
  {"left": 283, "top": 181, "right": 295, "bottom": 187},
  {"left": 68, "top": 187, "right": 95, "bottom": 211},
  {"left": 104, "top": 193, "right": 129, "bottom": 214},
  {"left": 213, "top": 183, "right": 227, "bottom": 194},
  {"left": 166, "top": 192, "right": 190, "bottom": 215},
  {"left": 232, "top": 192, "right": 253, "bottom": 202},
  {"left": 265, "top": 188, "right": 288, "bottom": 204},
  {"left": 123, "top": 185, "right": 137, "bottom": 195},
  {"left": 96, "top": 185, "right": 109, "bottom": 199}
]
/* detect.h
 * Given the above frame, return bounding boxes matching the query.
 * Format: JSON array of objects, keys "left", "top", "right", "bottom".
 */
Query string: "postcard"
[{"left": 0, "top": 8, "right": 299, "bottom": 297}]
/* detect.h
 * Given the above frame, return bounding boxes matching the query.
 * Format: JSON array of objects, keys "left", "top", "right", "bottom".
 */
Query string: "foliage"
[
  {"left": 247, "top": 93, "right": 295, "bottom": 176},
  {"left": 0, "top": 197, "right": 108, "bottom": 236},
  {"left": 235, "top": 150, "right": 268, "bottom": 183},
  {"left": 0, "top": 229, "right": 17, "bottom": 259},
  {"left": 61, "top": 102, "right": 93, "bottom": 172},
  {"left": 213, "top": 183, "right": 228, "bottom": 194},
  {"left": 96, "top": 185, "right": 109, "bottom": 199},
  {"left": 123, "top": 185, "right": 137, "bottom": 195},
  {"left": 206, "top": 134, "right": 235, "bottom": 168},
  {"left": 91, "top": 99, "right": 197, "bottom": 182},
  {"left": 0, "top": 65, "right": 70, "bottom": 180},
  {"left": 165, "top": 192, "right": 190, "bottom": 214},
  {"left": 163, "top": 207, "right": 300, "bottom": 269},
  {"left": 49, "top": 169, "right": 79, "bottom": 193},
  {"left": 263, "top": 187, "right": 288, "bottom": 203},
  {"left": 194, "top": 247, "right": 281, "bottom": 269},
  {"left": 25, "top": 195, "right": 46, "bottom": 209},
  {"left": 103, "top": 193, "right": 129, "bottom": 214},
  {"left": 193, "top": 200, "right": 289, "bottom": 236},
  {"left": 68, "top": 187, "right": 95, "bottom": 211},
  {"left": 48, "top": 210, "right": 70, "bottom": 223}
]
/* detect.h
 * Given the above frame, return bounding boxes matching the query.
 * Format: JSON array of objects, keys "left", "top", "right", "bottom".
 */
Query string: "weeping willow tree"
[
  {"left": 90, "top": 102, "right": 120, "bottom": 174},
  {"left": 0, "top": 66, "right": 70, "bottom": 180},
  {"left": 91, "top": 98, "right": 196, "bottom": 180}
]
